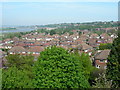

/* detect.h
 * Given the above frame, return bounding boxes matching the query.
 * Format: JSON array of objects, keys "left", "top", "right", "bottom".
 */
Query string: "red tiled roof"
[
  {"left": 28, "top": 46, "right": 44, "bottom": 52},
  {"left": 8, "top": 46, "right": 27, "bottom": 53},
  {"left": 95, "top": 50, "right": 111, "bottom": 60}
]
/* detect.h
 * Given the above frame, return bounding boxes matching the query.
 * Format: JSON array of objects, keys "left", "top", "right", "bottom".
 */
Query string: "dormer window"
[{"left": 100, "top": 59, "right": 104, "bottom": 62}]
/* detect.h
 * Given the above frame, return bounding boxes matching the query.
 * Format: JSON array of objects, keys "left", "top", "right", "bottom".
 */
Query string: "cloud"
[{"left": 1, "top": 0, "right": 120, "bottom": 2}]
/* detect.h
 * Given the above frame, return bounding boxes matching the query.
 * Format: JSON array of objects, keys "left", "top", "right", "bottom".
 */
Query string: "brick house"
[{"left": 94, "top": 50, "right": 110, "bottom": 69}]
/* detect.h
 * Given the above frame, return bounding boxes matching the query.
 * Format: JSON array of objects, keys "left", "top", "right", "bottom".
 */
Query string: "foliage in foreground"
[
  {"left": 0, "top": 69, "right": 2, "bottom": 89},
  {"left": 5, "top": 54, "right": 34, "bottom": 70},
  {"left": 2, "top": 66, "right": 33, "bottom": 88},
  {"left": 2, "top": 46, "right": 97, "bottom": 88},
  {"left": 106, "top": 32, "right": 120, "bottom": 88},
  {"left": 92, "top": 73, "right": 112, "bottom": 88},
  {"left": 33, "top": 46, "right": 90, "bottom": 88},
  {"left": 2, "top": 55, "right": 34, "bottom": 88}
]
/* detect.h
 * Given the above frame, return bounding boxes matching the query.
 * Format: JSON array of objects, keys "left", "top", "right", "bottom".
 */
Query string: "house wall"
[{"left": 95, "top": 59, "right": 107, "bottom": 69}]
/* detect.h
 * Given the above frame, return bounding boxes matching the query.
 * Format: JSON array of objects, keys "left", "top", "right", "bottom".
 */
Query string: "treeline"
[
  {"left": 106, "top": 30, "right": 120, "bottom": 88},
  {"left": 2, "top": 31, "right": 32, "bottom": 40},
  {"left": 36, "top": 21, "right": 117, "bottom": 36},
  {"left": 41, "top": 21, "right": 118, "bottom": 28},
  {"left": 0, "top": 28, "right": 16, "bottom": 31}
]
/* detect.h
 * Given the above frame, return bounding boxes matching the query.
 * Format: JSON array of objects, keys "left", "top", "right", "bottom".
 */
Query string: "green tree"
[
  {"left": 76, "top": 53, "right": 95, "bottom": 80},
  {"left": 78, "top": 31, "right": 82, "bottom": 36},
  {"left": 0, "top": 69, "right": 2, "bottom": 89},
  {"left": 2, "top": 55, "right": 34, "bottom": 88},
  {"left": 2, "top": 66, "right": 33, "bottom": 88},
  {"left": 33, "top": 46, "right": 90, "bottom": 88},
  {"left": 5, "top": 55, "right": 34, "bottom": 79},
  {"left": 80, "top": 53, "right": 95, "bottom": 79},
  {"left": 74, "top": 52, "right": 97, "bottom": 86},
  {"left": 69, "top": 32, "right": 74, "bottom": 35},
  {"left": 50, "top": 30, "right": 56, "bottom": 35},
  {"left": 92, "top": 73, "right": 112, "bottom": 88},
  {"left": 99, "top": 43, "right": 112, "bottom": 50},
  {"left": 5, "top": 54, "right": 34, "bottom": 70},
  {"left": 106, "top": 34, "right": 120, "bottom": 88}
]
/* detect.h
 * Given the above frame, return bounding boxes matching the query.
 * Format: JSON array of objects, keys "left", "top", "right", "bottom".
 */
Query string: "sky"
[
  {"left": 1, "top": 0, "right": 119, "bottom": 26},
  {"left": 1, "top": 0, "right": 120, "bottom": 2}
]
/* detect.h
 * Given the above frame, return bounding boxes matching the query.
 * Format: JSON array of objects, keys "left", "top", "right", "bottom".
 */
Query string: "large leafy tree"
[
  {"left": 5, "top": 54, "right": 34, "bottom": 70},
  {"left": 33, "top": 46, "right": 90, "bottom": 88},
  {"left": 50, "top": 30, "right": 56, "bottom": 35},
  {"left": 2, "top": 55, "right": 34, "bottom": 88},
  {"left": 74, "top": 52, "right": 96, "bottom": 79},
  {"left": 106, "top": 30, "right": 120, "bottom": 88},
  {"left": 2, "top": 66, "right": 33, "bottom": 88},
  {"left": 79, "top": 53, "right": 95, "bottom": 79},
  {"left": 74, "top": 52, "right": 97, "bottom": 86}
]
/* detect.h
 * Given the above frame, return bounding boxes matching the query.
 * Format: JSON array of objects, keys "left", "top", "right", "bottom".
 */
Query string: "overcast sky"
[{"left": 1, "top": 0, "right": 119, "bottom": 26}]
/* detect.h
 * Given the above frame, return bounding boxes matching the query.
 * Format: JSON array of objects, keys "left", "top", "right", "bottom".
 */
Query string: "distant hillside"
[{"left": 0, "top": 28, "right": 16, "bottom": 31}]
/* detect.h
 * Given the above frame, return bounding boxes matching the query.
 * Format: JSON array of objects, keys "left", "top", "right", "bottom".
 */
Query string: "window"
[
  {"left": 89, "top": 52, "right": 92, "bottom": 56},
  {"left": 100, "top": 59, "right": 104, "bottom": 62},
  {"left": 85, "top": 50, "right": 88, "bottom": 52},
  {"left": 96, "top": 65, "right": 100, "bottom": 68},
  {"left": 36, "top": 52, "right": 39, "bottom": 54},
  {"left": 105, "top": 60, "right": 107, "bottom": 63},
  {"left": 28, "top": 52, "right": 31, "bottom": 54},
  {"left": 33, "top": 52, "right": 36, "bottom": 54},
  {"left": 10, "top": 52, "right": 13, "bottom": 54}
]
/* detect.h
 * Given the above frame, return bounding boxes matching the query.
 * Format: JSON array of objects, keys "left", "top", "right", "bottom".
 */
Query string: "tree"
[
  {"left": 33, "top": 46, "right": 90, "bottom": 88},
  {"left": 0, "top": 69, "right": 2, "bottom": 89},
  {"left": 99, "top": 43, "right": 112, "bottom": 50},
  {"left": 75, "top": 52, "right": 97, "bottom": 86},
  {"left": 76, "top": 53, "right": 95, "bottom": 80},
  {"left": 2, "top": 55, "right": 34, "bottom": 88},
  {"left": 5, "top": 54, "right": 34, "bottom": 70},
  {"left": 69, "top": 32, "right": 74, "bottom": 35},
  {"left": 5, "top": 55, "right": 34, "bottom": 79},
  {"left": 2, "top": 66, "right": 33, "bottom": 88},
  {"left": 106, "top": 36, "right": 120, "bottom": 88},
  {"left": 50, "top": 30, "right": 56, "bottom": 35},
  {"left": 92, "top": 73, "right": 112, "bottom": 88},
  {"left": 78, "top": 31, "right": 82, "bottom": 36}
]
